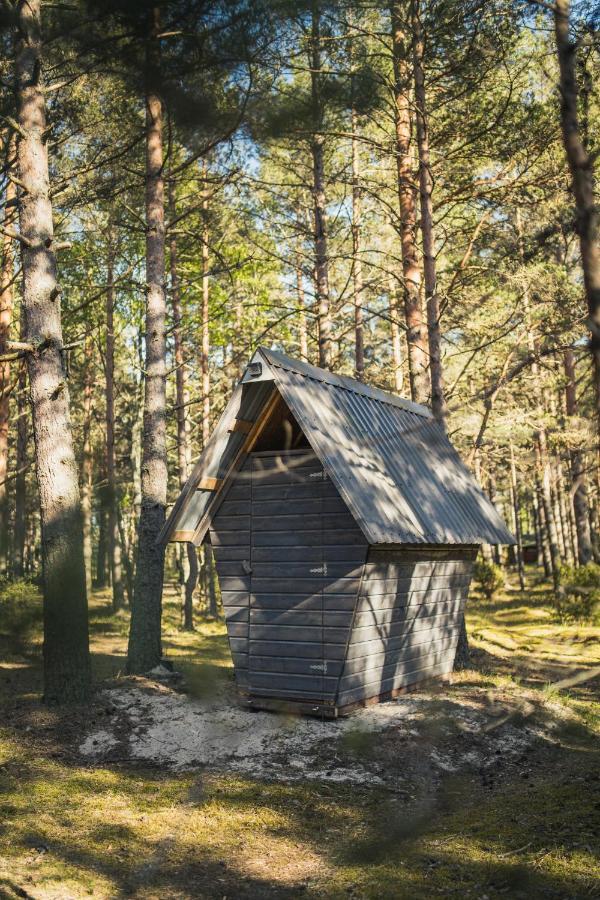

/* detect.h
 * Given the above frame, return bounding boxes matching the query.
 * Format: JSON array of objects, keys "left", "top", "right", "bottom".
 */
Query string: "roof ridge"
[{"left": 257, "top": 346, "right": 433, "bottom": 419}]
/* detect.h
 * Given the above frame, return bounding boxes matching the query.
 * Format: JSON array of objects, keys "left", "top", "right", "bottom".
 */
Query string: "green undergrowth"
[{"left": 0, "top": 571, "right": 598, "bottom": 898}]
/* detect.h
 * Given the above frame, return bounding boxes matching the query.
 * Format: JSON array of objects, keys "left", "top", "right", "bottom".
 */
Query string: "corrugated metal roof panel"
[
  {"left": 161, "top": 347, "right": 515, "bottom": 546},
  {"left": 265, "top": 353, "right": 514, "bottom": 546}
]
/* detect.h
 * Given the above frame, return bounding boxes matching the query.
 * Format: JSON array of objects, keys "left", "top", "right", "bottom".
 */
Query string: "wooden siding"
[
  {"left": 335, "top": 546, "right": 477, "bottom": 708},
  {"left": 211, "top": 450, "right": 478, "bottom": 713},
  {"left": 210, "top": 449, "right": 368, "bottom": 702},
  {"left": 210, "top": 456, "right": 253, "bottom": 688}
]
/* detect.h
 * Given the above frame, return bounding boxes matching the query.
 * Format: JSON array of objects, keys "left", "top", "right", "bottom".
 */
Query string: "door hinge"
[
  {"left": 310, "top": 562, "right": 327, "bottom": 575},
  {"left": 309, "top": 470, "right": 326, "bottom": 479}
]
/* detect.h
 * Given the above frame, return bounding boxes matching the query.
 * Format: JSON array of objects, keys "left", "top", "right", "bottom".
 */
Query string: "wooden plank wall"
[
  {"left": 210, "top": 456, "right": 254, "bottom": 689},
  {"left": 210, "top": 449, "right": 368, "bottom": 703},
  {"left": 335, "top": 545, "right": 478, "bottom": 708}
]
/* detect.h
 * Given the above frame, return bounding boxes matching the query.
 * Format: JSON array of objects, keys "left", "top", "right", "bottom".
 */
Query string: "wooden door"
[{"left": 247, "top": 450, "right": 330, "bottom": 703}]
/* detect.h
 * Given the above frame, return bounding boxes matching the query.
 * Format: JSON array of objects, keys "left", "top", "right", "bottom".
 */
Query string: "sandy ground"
[{"left": 79, "top": 676, "right": 543, "bottom": 787}]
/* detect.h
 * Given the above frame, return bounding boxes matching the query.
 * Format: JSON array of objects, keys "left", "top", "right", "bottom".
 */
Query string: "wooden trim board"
[
  {"left": 228, "top": 419, "right": 254, "bottom": 435},
  {"left": 197, "top": 476, "right": 222, "bottom": 491},
  {"left": 191, "top": 388, "right": 280, "bottom": 545}
]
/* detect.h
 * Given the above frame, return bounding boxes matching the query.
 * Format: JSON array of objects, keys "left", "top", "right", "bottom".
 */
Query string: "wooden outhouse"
[{"left": 161, "top": 348, "right": 513, "bottom": 716}]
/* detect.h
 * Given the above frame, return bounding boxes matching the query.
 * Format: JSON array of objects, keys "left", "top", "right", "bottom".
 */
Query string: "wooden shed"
[{"left": 161, "top": 348, "right": 514, "bottom": 716}]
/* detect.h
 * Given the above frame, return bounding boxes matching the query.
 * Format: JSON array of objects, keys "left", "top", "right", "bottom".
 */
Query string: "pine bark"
[
  {"left": 412, "top": 3, "right": 446, "bottom": 424},
  {"left": 563, "top": 347, "right": 593, "bottom": 563},
  {"left": 81, "top": 337, "right": 93, "bottom": 600},
  {"left": 554, "top": 0, "right": 600, "bottom": 426},
  {"left": 201, "top": 166, "right": 210, "bottom": 447},
  {"left": 105, "top": 234, "right": 124, "bottom": 610},
  {"left": 14, "top": 349, "right": 27, "bottom": 578},
  {"left": 509, "top": 441, "right": 525, "bottom": 591},
  {"left": 169, "top": 176, "right": 197, "bottom": 630},
  {"left": 95, "top": 487, "right": 109, "bottom": 588},
  {"left": 537, "top": 434, "right": 561, "bottom": 589},
  {"left": 351, "top": 93, "right": 364, "bottom": 379},
  {"left": 387, "top": 274, "right": 404, "bottom": 392},
  {"left": 15, "top": 0, "right": 90, "bottom": 702},
  {"left": 310, "top": 0, "right": 332, "bottom": 369},
  {"left": 390, "top": 1, "right": 428, "bottom": 404},
  {"left": 127, "top": 9, "right": 167, "bottom": 673},
  {"left": 295, "top": 204, "right": 308, "bottom": 361},
  {"left": 0, "top": 135, "right": 16, "bottom": 575}
]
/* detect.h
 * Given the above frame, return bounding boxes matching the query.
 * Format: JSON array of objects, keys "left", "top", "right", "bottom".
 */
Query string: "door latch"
[
  {"left": 310, "top": 563, "right": 327, "bottom": 575},
  {"left": 310, "top": 662, "right": 328, "bottom": 673},
  {"left": 242, "top": 560, "right": 253, "bottom": 575}
]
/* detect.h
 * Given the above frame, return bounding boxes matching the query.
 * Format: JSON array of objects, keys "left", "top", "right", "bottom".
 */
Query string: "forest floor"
[{"left": 0, "top": 573, "right": 599, "bottom": 899}]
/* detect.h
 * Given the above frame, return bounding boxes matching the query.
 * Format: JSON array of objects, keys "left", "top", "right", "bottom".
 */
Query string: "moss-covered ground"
[{"left": 0, "top": 573, "right": 598, "bottom": 899}]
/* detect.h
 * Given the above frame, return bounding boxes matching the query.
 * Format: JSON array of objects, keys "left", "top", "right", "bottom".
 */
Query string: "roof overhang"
[{"left": 160, "top": 347, "right": 516, "bottom": 547}]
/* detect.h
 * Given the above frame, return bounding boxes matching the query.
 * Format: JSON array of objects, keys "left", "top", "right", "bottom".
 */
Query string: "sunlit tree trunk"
[
  {"left": 169, "top": 176, "right": 197, "bottom": 630},
  {"left": 15, "top": 0, "right": 90, "bottom": 702},
  {"left": 351, "top": 95, "right": 364, "bottom": 379},
  {"left": 81, "top": 336, "right": 93, "bottom": 600},
  {"left": 0, "top": 134, "right": 16, "bottom": 575},
  {"left": 387, "top": 273, "right": 404, "bottom": 393},
  {"left": 412, "top": 2, "right": 446, "bottom": 423},
  {"left": 295, "top": 201, "right": 308, "bottom": 361},
  {"left": 106, "top": 233, "right": 124, "bottom": 610},
  {"left": 310, "top": 0, "right": 332, "bottom": 369},
  {"left": 563, "top": 347, "right": 593, "bottom": 563},
  {"left": 509, "top": 441, "right": 525, "bottom": 591},
  {"left": 14, "top": 345, "right": 27, "bottom": 578},
  {"left": 536, "top": 435, "right": 561, "bottom": 589},
  {"left": 554, "top": 0, "right": 600, "bottom": 427},
  {"left": 127, "top": 8, "right": 167, "bottom": 673},
  {"left": 390, "top": 1, "right": 428, "bottom": 404}
]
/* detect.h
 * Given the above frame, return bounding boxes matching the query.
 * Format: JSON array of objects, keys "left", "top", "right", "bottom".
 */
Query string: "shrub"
[
  {"left": 556, "top": 563, "right": 600, "bottom": 623},
  {"left": 0, "top": 578, "right": 42, "bottom": 650},
  {"left": 473, "top": 559, "right": 504, "bottom": 599}
]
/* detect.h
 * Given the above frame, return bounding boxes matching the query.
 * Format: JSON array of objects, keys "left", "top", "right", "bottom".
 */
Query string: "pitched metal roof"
[{"left": 160, "top": 347, "right": 515, "bottom": 546}]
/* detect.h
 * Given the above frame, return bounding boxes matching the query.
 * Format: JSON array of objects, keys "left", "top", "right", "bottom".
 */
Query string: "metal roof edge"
[{"left": 257, "top": 346, "right": 433, "bottom": 419}]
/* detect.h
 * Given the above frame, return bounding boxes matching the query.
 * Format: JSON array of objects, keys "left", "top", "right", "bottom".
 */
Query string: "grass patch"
[{"left": 0, "top": 572, "right": 598, "bottom": 898}]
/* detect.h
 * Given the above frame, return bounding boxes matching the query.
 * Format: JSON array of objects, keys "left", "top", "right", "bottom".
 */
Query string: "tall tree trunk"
[
  {"left": 509, "top": 441, "right": 525, "bottom": 591},
  {"left": 412, "top": 2, "right": 446, "bottom": 424},
  {"left": 535, "top": 476, "right": 553, "bottom": 577},
  {"left": 127, "top": 8, "right": 167, "bottom": 673},
  {"left": 390, "top": 1, "right": 428, "bottom": 404},
  {"left": 537, "top": 434, "right": 561, "bottom": 589},
  {"left": 532, "top": 486, "right": 544, "bottom": 570},
  {"left": 295, "top": 203, "right": 308, "bottom": 361},
  {"left": 554, "top": 0, "right": 600, "bottom": 425},
  {"left": 0, "top": 134, "right": 16, "bottom": 576},
  {"left": 563, "top": 347, "right": 593, "bottom": 563},
  {"left": 81, "top": 337, "right": 93, "bottom": 600},
  {"left": 15, "top": 0, "right": 90, "bottom": 702},
  {"left": 117, "top": 507, "right": 134, "bottom": 605},
  {"left": 351, "top": 97, "right": 364, "bottom": 379},
  {"left": 105, "top": 233, "right": 124, "bottom": 610},
  {"left": 387, "top": 273, "right": 403, "bottom": 392},
  {"left": 310, "top": 0, "right": 332, "bottom": 369},
  {"left": 169, "top": 175, "right": 197, "bottom": 631},
  {"left": 14, "top": 350, "right": 27, "bottom": 578},
  {"left": 95, "top": 485, "right": 109, "bottom": 588},
  {"left": 201, "top": 164, "right": 210, "bottom": 447}
]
